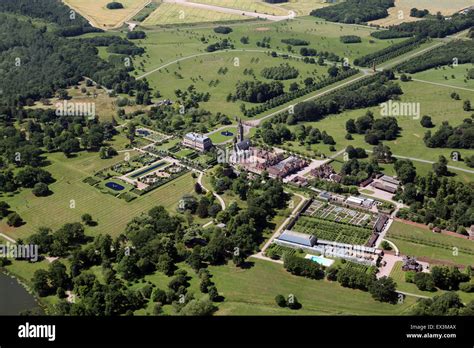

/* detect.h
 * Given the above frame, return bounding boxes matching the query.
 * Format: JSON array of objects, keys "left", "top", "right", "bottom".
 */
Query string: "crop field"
[
  {"left": 303, "top": 200, "right": 376, "bottom": 228},
  {"left": 192, "top": 0, "right": 289, "bottom": 16},
  {"left": 64, "top": 0, "right": 150, "bottom": 29},
  {"left": 142, "top": 2, "right": 245, "bottom": 26},
  {"left": 387, "top": 221, "right": 474, "bottom": 267},
  {"left": 293, "top": 216, "right": 373, "bottom": 245},
  {"left": 370, "top": 0, "right": 474, "bottom": 27},
  {"left": 278, "top": 0, "right": 329, "bottom": 16},
  {"left": 0, "top": 151, "right": 197, "bottom": 240}
]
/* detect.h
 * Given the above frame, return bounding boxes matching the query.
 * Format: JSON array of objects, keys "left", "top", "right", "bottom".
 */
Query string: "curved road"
[{"left": 198, "top": 172, "right": 226, "bottom": 211}]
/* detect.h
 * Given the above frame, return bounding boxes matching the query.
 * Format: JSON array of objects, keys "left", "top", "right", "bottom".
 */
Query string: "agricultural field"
[
  {"left": 64, "top": 0, "right": 150, "bottom": 29},
  {"left": 142, "top": 2, "right": 245, "bottom": 26},
  {"left": 389, "top": 261, "right": 474, "bottom": 303},
  {"left": 277, "top": 0, "right": 329, "bottom": 16},
  {"left": 387, "top": 221, "right": 474, "bottom": 267},
  {"left": 192, "top": 0, "right": 289, "bottom": 16},
  {"left": 293, "top": 216, "right": 373, "bottom": 245},
  {"left": 0, "top": 150, "right": 198, "bottom": 240},
  {"left": 369, "top": 0, "right": 474, "bottom": 26},
  {"left": 303, "top": 200, "right": 376, "bottom": 229}
]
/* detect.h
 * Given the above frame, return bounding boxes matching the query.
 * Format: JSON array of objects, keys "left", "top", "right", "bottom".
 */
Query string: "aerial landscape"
[{"left": 0, "top": 0, "right": 473, "bottom": 341}]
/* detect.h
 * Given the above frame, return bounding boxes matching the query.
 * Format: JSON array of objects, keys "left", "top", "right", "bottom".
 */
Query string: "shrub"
[
  {"left": 459, "top": 282, "right": 474, "bottom": 293},
  {"left": 275, "top": 294, "right": 286, "bottom": 307},
  {"left": 214, "top": 26, "right": 233, "bottom": 34},
  {"left": 32, "top": 182, "right": 50, "bottom": 197},
  {"left": 106, "top": 2, "right": 124, "bottom": 9},
  {"left": 414, "top": 272, "right": 436, "bottom": 292},
  {"left": 340, "top": 35, "right": 361, "bottom": 43}
]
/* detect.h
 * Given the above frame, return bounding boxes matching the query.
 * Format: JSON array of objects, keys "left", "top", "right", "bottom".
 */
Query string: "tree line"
[
  {"left": 371, "top": 11, "right": 474, "bottom": 39},
  {"left": 0, "top": 0, "right": 102, "bottom": 37},
  {"left": 311, "top": 0, "right": 394, "bottom": 24}
]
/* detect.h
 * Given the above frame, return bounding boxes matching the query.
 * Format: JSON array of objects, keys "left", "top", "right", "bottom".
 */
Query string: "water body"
[{"left": 0, "top": 272, "right": 42, "bottom": 315}]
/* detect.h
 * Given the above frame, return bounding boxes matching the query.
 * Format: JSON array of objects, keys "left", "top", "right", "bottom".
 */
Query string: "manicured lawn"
[
  {"left": 410, "top": 63, "right": 474, "bottom": 89},
  {"left": 209, "top": 259, "right": 416, "bottom": 315},
  {"left": 389, "top": 261, "right": 474, "bottom": 304},
  {"left": 134, "top": 17, "right": 404, "bottom": 118},
  {"left": 208, "top": 127, "right": 238, "bottom": 144},
  {"left": 387, "top": 221, "right": 474, "bottom": 267},
  {"left": 0, "top": 151, "right": 198, "bottom": 240}
]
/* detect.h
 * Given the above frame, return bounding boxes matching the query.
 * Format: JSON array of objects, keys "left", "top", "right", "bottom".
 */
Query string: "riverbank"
[{"left": 0, "top": 266, "right": 47, "bottom": 315}]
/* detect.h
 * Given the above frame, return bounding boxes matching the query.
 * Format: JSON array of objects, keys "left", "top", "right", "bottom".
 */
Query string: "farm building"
[
  {"left": 318, "top": 191, "right": 332, "bottom": 201},
  {"left": 402, "top": 256, "right": 423, "bottom": 272},
  {"left": 372, "top": 182, "right": 398, "bottom": 194},
  {"left": 381, "top": 175, "right": 400, "bottom": 186},
  {"left": 374, "top": 215, "right": 389, "bottom": 233},
  {"left": 267, "top": 156, "right": 308, "bottom": 179},
  {"left": 346, "top": 196, "right": 364, "bottom": 206},
  {"left": 183, "top": 133, "right": 213, "bottom": 152},
  {"left": 277, "top": 230, "right": 317, "bottom": 247}
]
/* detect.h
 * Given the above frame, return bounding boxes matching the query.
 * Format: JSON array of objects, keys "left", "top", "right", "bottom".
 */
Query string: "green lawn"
[
  {"left": 208, "top": 126, "right": 238, "bottom": 144},
  {"left": 390, "top": 261, "right": 474, "bottom": 304},
  {"left": 209, "top": 259, "right": 416, "bottom": 315},
  {"left": 0, "top": 151, "right": 198, "bottom": 240},
  {"left": 409, "top": 63, "right": 474, "bottom": 89},
  {"left": 387, "top": 221, "right": 474, "bottom": 267},
  {"left": 287, "top": 79, "right": 474, "bottom": 182}
]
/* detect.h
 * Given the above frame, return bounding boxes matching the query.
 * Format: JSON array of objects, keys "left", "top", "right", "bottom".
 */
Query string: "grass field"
[
  {"left": 207, "top": 126, "right": 238, "bottom": 144},
  {"left": 287, "top": 79, "right": 474, "bottom": 178},
  {"left": 143, "top": 2, "right": 245, "bottom": 26},
  {"left": 64, "top": 0, "right": 150, "bottom": 29},
  {"left": 387, "top": 221, "right": 474, "bottom": 267},
  {"left": 192, "top": 0, "right": 289, "bottom": 16},
  {"left": 0, "top": 149, "right": 198, "bottom": 240},
  {"left": 409, "top": 63, "right": 474, "bottom": 89},
  {"left": 370, "top": 0, "right": 474, "bottom": 26},
  {"left": 389, "top": 261, "right": 474, "bottom": 303},
  {"left": 209, "top": 259, "right": 416, "bottom": 315}
]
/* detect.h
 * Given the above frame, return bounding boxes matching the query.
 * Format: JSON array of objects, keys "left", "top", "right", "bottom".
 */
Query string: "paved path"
[
  {"left": 0, "top": 233, "right": 16, "bottom": 243},
  {"left": 364, "top": 150, "right": 474, "bottom": 174},
  {"left": 164, "top": 0, "right": 294, "bottom": 21},
  {"left": 411, "top": 78, "right": 474, "bottom": 93},
  {"left": 198, "top": 172, "right": 226, "bottom": 211},
  {"left": 253, "top": 192, "right": 307, "bottom": 261},
  {"left": 377, "top": 253, "right": 402, "bottom": 279},
  {"left": 283, "top": 149, "right": 346, "bottom": 183}
]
